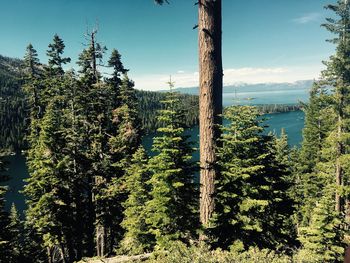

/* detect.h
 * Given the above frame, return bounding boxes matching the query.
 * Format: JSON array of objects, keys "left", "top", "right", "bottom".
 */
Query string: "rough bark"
[
  {"left": 198, "top": 0, "right": 223, "bottom": 228},
  {"left": 91, "top": 31, "right": 98, "bottom": 83}
]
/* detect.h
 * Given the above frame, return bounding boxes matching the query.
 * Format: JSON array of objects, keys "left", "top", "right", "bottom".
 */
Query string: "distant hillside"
[
  {"left": 135, "top": 90, "right": 199, "bottom": 133},
  {"left": 0, "top": 55, "right": 26, "bottom": 152},
  {"left": 0, "top": 54, "right": 311, "bottom": 151},
  {"left": 160, "top": 80, "right": 314, "bottom": 95},
  {"left": 0, "top": 55, "right": 199, "bottom": 150},
  {"left": 0, "top": 55, "right": 24, "bottom": 77}
]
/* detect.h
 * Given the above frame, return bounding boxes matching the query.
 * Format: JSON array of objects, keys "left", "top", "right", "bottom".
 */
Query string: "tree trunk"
[
  {"left": 198, "top": 0, "right": 223, "bottom": 228},
  {"left": 91, "top": 31, "right": 98, "bottom": 83},
  {"left": 47, "top": 247, "right": 53, "bottom": 263}
]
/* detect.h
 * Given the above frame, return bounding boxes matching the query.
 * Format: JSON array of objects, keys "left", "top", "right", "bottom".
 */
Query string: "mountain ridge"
[{"left": 159, "top": 80, "right": 314, "bottom": 95}]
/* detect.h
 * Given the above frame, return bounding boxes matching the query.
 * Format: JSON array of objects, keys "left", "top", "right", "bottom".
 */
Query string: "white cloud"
[
  {"left": 292, "top": 12, "right": 322, "bottom": 24},
  {"left": 177, "top": 70, "right": 185, "bottom": 74},
  {"left": 131, "top": 65, "right": 324, "bottom": 91}
]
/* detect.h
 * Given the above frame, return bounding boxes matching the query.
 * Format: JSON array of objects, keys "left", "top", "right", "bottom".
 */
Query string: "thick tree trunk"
[{"left": 198, "top": 0, "right": 223, "bottom": 228}]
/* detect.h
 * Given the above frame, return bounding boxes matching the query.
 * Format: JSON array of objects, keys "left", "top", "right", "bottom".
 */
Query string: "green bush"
[{"left": 145, "top": 241, "right": 293, "bottom": 263}]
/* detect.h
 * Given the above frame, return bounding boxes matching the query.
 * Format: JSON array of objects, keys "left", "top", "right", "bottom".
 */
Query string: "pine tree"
[
  {"left": 23, "top": 43, "right": 44, "bottom": 143},
  {"left": 155, "top": 0, "right": 224, "bottom": 229},
  {"left": 299, "top": 83, "right": 334, "bottom": 173},
  {"left": 0, "top": 186, "right": 12, "bottom": 262},
  {"left": 119, "top": 146, "right": 152, "bottom": 254},
  {"left": 8, "top": 203, "right": 23, "bottom": 262},
  {"left": 0, "top": 155, "right": 12, "bottom": 262},
  {"left": 107, "top": 48, "right": 128, "bottom": 103},
  {"left": 299, "top": 185, "right": 345, "bottom": 262},
  {"left": 212, "top": 106, "right": 294, "bottom": 250},
  {"left": 23, "top": 43, "right": 41, "bottom": 79},
  {"left": 101, "top": 74, "right": 142, "bottom": 254},
  {"left": 109, "top": 74, "right": 141, "bottom": 161},
  {"left": 76, "top": 30, "right": 110, "bottom": 256},
  {"left": 145, "top": 85, "right": 198, "bottom": 249},
  {"left": 198, "top": 0, "right": 223, "bottom": 231},
  {"left": 321, "top": 0, "right": 350, "bottom": 213},
  {"left": 46, "top": 34, "right": 71, "bottom": 77},
  {"left": 296, "top": 84, "right": 336, "bottom": 226},
  {"left": 77, "top": 29, "right": 106, "bottom": 84},
  {"left": 274, "top": 129, "right": 290, "bottom": 166},
  {"left": 24, "top": 100, "right": 77, "bottom": 262}
]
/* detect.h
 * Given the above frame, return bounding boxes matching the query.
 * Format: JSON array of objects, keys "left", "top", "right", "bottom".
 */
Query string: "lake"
[
  {"left": 223, "top": 89, "right": 309, "bottom": 107},
  {"left": 143, "top": 110, "right": 305, "bottom": 156},
  {"left": 2, "top": 82, "right": 310, "bottom": 214},
  {"left": 2, "top": 110, "right": 305, "bottom": 214}
]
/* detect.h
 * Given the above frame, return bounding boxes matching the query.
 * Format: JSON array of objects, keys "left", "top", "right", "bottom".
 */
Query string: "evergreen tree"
[
  {"left": 46, "top": 34, "right": 71, "bottom": 76},
  {"left": 0, "top": 188, "right": 12, "bottom": 262},
  {"left": 0, "top": 155, "right": 12, "bottom": 262},
  {"left": 299, "top": 186, "right": 345, "bottom": 262},
  {"left": 23, "top": 43, "right": 41, "bottom": 79},
  {"left": 23, "top": 43, "right": 44, "bottom": 142},
  {"left": 77, "top": 29, "right": 106, "bottom": 84},
  {"left": 109, "top": 74, "right": 141, "bottom": 161},
  {"left": 299, "top": 83, "right": 334, "bottom": 173},
  {"left": 119, "top": 146, "right": 152, "bottom": 254},
  {"left": 100, "top": 73, "right": 142, "bottom": 254},
  {"left": 145, "top": 85, "right": 198, "bottom": 249},
  {"left": 156, "top": 0, "right": 224, "bottom": 230},
  {"left": 8, "top": 203, "right": 23, "bottom": 262},
  {"left": 296, "top": 84, "right": 336, "bottom": 226},
  {"left": 321, "top": 0, "right": 350, "bottom": 213},
  {"left": 24, "top": 99, "right": 77, "bottom": 262},
  {"left": 107, "top": 48, "right": 128, "bottom": 103},
  {"left": 75, "top": 30, "right": 110, "bottom": 256},
  {"left": 212, "top": 106, "right": 294, "bottom": 250},
  {"left": 274, "top": 129, "right": 290, "bottom": 166}
]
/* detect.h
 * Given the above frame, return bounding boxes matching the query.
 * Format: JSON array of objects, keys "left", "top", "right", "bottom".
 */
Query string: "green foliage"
[
  {"left": 0, "top": 185, "right": 12, "bottom": 262},
  {"left": 22, "top": 32, "right": 144, "bottom": 261},
  {"left": 135, "top": 89, "right": 199, "bottom": 133},
  {"left": 119, "top": 147, "right": 152, "bottom": 254},
  {"left": 8, "top": 204, "right": 23, "bottom": 262},
  {"left": 0, "top": 156, "right": 26, "bottom": 262},
  {"left": 294, "top": 2, "right": 350, "bottom": 262},
  {"left": 46, "top": 34, "right": 71, "bottom": 76},
  {"left": 145, "top": 88, "right": 198, "bottom": 249},
  {"left": 23, "top": 44, "right": 41, "bottom": 79},
  {"left": 0, "top": 55, "right": 26, "bottom": 151},
  {"left": 146, "top": 241, "right": 292, "bottom": 263},
  {"left": 107, "top": 48, "right": 128, "bottom": 99},
  {"left": 212, "top": 106, "right": 295, "bottom": 250},
  {"left": 298, "top": 186, "right": 345, "bottom": 263}
]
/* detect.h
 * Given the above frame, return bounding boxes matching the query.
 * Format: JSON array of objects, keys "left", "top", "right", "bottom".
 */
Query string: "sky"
[{"left": 0, "top": 0, "right": 337, "bottom": 90}]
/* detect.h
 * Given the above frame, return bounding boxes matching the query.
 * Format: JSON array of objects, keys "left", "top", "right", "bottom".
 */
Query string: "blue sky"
[{"left": 0, "top": 0, "right": 336, "bottom": 90}]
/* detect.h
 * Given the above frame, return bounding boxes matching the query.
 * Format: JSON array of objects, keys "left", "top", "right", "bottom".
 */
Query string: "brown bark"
[
  {"left": 90, "top": 30, "right": 98, "bottom": 82},
  {"left": 198, "top": 0, "right": 223, "bottom": 228}
]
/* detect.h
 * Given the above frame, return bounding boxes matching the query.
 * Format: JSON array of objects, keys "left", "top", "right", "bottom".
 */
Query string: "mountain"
[
  {"left": 0, "top": 55, "right": 26, "bottom": 152},
  {"left": 0, "top": 54, "right": 199, "bottom": 151},
  {"left": 0, "top": 55, "right": 23, "bottom": 77},
  {"left": 160, "top": 80, "right": 314, "bottom": 95}
]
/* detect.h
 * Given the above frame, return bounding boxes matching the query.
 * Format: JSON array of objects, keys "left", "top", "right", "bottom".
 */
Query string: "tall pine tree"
[
  {"left": 212, "top": 106, "right": 294, "bottom": 250},
  {"left": 145, "top": 83, "right": 198, "bottom": 249}
]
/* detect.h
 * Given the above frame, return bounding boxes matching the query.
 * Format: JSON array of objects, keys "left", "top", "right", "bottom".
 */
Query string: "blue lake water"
[
  {"left": 143, "top": 110, "right": 304, "bottom": 158},
  {"left": 1, "top": 85, "right": 309, "bottom": 213},
  {"left": 223, "top": 89, "right": 308, "bottom": 106}
]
